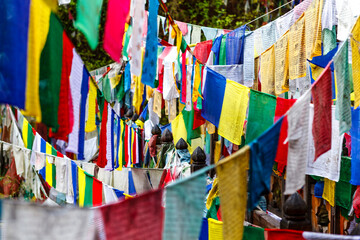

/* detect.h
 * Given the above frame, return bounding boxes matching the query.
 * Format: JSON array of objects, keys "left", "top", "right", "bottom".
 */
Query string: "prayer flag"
[
  {"left": 245, "top": 90, "right": 276, "bottom": 144},
  {"left": 0, "top": 0, "right": 30, "bottom": 109},
  {"left": 266, "top": 229, "right": 305, "bottom": 240},
  {"left": 23, "top": 0, "right": 52, "bottom": 122},
  {"left": 334, "top": 40, "right": 352, "bottom": 134},
  {"left": 243, "top": 226, "right": 265, "bottom": 240},
  {"left": 226, "top": 26, "right": 246, "bottom": 65},
  {"left": 285, "top": 90, "right": 311, "bottom": 194},
  {"left": 350, "top": 107, "right": 360, "bottom": 185},
  {"left": 289, "top": 15, "right": 306, "bottom": 80},
  {"left": 163, "top": 166, "right": 210, "bottom": 240},
  {"left": 78, "top": 167, "right": 86, "bottom": 207},
  {"left": 193, "top": 40, "right": 213, "bottom": 64},
  {"left": 304, "top": 0, "right": 323, "bottom": 60},
  {"left": 248, "top": 117, "right": 283, "bottom": 210},
  {"left": 39, "top": 13, "right": 63, "bottom": 129},
  {"left": 85, "top": 80, "right": 97, "bottom": 133},
  {"left": 103, "top": 0, "right": 130, "bottom": 61},
  {"left": 351, "top": 17, "right": 360, "bottom": 108},
  {"left": 323, "top": 178, "right": 335, "bottom": 206},
  {"left": 335, "top": 157, "right": 352, "bottom": 210},
  {"left": 260, "top": 45, "right": 275, "bottom": 95},
  {"left": 311, "top": 64, "right": 332, "bottom": 160},
  {"left": 274, "top": 32, "right": 289, "bottom": 95},
  {"left": 141, "top": 0, "right": 159, "bottom": 88},
  {"left": 74, "top": 0, "right": 103, "bottom": 50},
  {"left": 100, "top": 189, "right": 163, "bottom": 240},
  {"left": 216, "top": 145, "right": 249, "bottom": 240},
  {"left": 208, "top": 218, "right": 223, "bottom": 240}
]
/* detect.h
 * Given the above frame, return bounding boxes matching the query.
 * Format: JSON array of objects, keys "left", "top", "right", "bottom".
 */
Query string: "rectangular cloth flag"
[
  {"left": 334, "top": 40, "right": 352, "bottom": 134},
  {"left": 323, "top": 178, "right": 335, "bottom": 206},
  {"left": 335, "top": 157, "right": 352, "bottom": 210},
  {"left": 304, "top": 0, "right": 323, "bottom": 60},
  {"left": 350, "top": 107, "right": 360, "bottom": 185},
  {"left": 245, "top": 90, "right": 276, "bottom": 144},
  {"left": 141, "top": 0, "right": 159, "bottom": 88},
  {"left": 248, "top": 117, "right": 283, "bottom": 210},
  {"left": 216, "top": 145, "right": 250, "bottom": 240},
  {"left": 99, "top": 189, "right": 163, "bottom": 240},
  {"left": 265, "top": 229, "right": 305, "bottom": 240},
  {"left": 163, "top": 166, "right": 210, "bottom": 240},
  {"left": 74, "top": 0, "right": 103, "bottom": 50},
  {"left": 66, "top": 50, "right": 84, "bottom": 154},
  {"left": 311, "top": 64, "right": 332, "bottom": 161},
  {"left": 0, "top": 0, "right": 30, "bottom": 109},
  {"left": 285, "top": 89, "right": 311, "bottom": 194},
  {"left": 208, "top": 218, "right": 223, "bottom": 240},
  {"left": 351, "top": 17, "right": 360, "bottom": 109},
  {"left": 260, "top": 45, "right": 275, "bottom": 95},
  {"left": 85, "top": 80, "right": 97, "bottom": 133},
  {"left": 274, "top": 32, "right": 289, "bottom": 95},
  {"left": 226, "top": 25, "right": 246, "bottom": 65},
  {"left": 306, "top": 106, "right": 344, "bottom": 182},
  {"left": 202, "top": 68, "right": 250, "bottom": 145},
  {"left": 103, "top": 0, "right": 130, "bottom": 62},
  {"left": 22, "top": 0, "right": 52, "bottom": 122},
  {"left": 2, "top": 200, "right": 96, "bottom": 240},
  {"left": 289, "top": 14, "right": 306, "bottom": 80}
]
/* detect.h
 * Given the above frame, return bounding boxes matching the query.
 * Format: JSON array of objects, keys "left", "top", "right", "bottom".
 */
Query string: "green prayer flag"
[
  {"left": 74, "top": 0, "right": 103, "bottom": 50},
  {"left": 102, "top": 75, "right": 112, "bottom": 103},
  {"left": 335, "top": 157, "right": 352, "bottom": 210},
  {"left": 206, "top": 196, "right": 220, "bottom": 220},
  {"left": 84, "top": 172, "right": 93, "bottom": 207},
  {"left": 27, "top": 123, "right": 34, "bottom": 150},
  {"left": 245, "top": 90, "right": 276, "bottom": 144},
  {"left": 115, "top": 75, "right": 125, "bottom": 102},
  {"left": 243, "top": 226, "right": 265, "bottom": 240},
  {"left": 39, "top": 13, "right": 63, "bottom": 129},
  {"left": 97, "top": 89, "right": 105, "bottom": 122},
  {"left": 334, "top": 40, "right": 352, "bottom": 135},
  {"left": 122, "top": 25, "right": 133, "bottom": 60},
  {"left": 322, "top": 26, "right": 337, "bottom": 55},
  {"left": 182, "top": 106, "right": 201, "bottom": 145},
  {"left": 219, "top": 35, "right": 227, "bottom": 65}
]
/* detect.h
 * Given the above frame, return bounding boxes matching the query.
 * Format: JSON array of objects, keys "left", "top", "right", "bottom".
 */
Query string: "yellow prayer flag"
[
  {"left": 305, "top": 0, "right": 323, "bottom": 60},
  {"left": 45, "top": 143, "right": 53, "bottom": 187},
  {"left": 171, "top": 112, "right": 187, "bottom": 147},
  {"left": 260, "top": 45, "right": 275, "bottom": 95},
  {"left": 351, "top": 17, "right": 360, "bottom": 108},
  {"left": 22, "top": 119, "right": 29, "bottom": 148},
  {"left": 78, "top": 167, "right": 86, "bottom": 207},
  {"left": 85, "top": 80, "right": 97, "bottom": 132},
  {"left": 218, "top": 80, "right": 250, "bottom": 145},
  {"left": 323, "top": 178, "right": 335, "bottom": 207},
  {"left": 117, "top": 120, "right": 125, "bottom": 171},
  {"left": 214, "top": 140, "right": 221, "bottom": 164},
  {"left": 216, "top": 145, "right": 250, "bottom": 240},
  {"left": 192, "top": 62, "right": 202, "bottom": 103},
  {"left": 153, "top": 90, "right": 163, "bottom": 118},
  {"left": 206, "top": 178, "right": 219, "bottom": 210},
  {"left": 133, "top": 48, "right": 145, "bottom": 114},
  {"left": 208, "top": 218, "right": 224, "bottom": 240},
  {"left": 289, "top": 14, "right": 306, "bottom": 80},
  {"left": 274, "top": 32, "right": 289, "bottom": 95},
  {"left": 23, "top": 0, "right": 51, "bottom": 122}
]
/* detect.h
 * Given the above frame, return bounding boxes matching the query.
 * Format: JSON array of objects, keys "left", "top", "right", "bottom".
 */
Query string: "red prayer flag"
[
  {"left": 266, "top": 229, "right": 305, "bottom": 240},
  {"left": 124, "top": 125, "right": 129, "bottom": 167},
  {"left": 274, "top": 98, "right": 297, "bottom": 122},
  {"left": 93, "top": 177, "right": 103, "bottom": 207},
  {"left": 103, "top": 0, "right": 131, "bottom": 62},
  {"left": 181, "top": 51, "right": 187, "bottom": 104},
  {"left": 100, "top": 189, "right": 164, "bottom": 240},
  {"left": 275, "top": 115, "right": 289, "bottom": 174},
  {"left": 311, "top": 65, "right": 332, "bottom": 161},
  {"left": 97, "top": 101, "right": 109, "bottom": 168},
  {"left": 193, "top": 40, "right": 212, "bottom": 64}
]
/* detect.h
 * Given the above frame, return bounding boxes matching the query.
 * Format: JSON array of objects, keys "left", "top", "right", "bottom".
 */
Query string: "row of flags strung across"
[{"left": 2, "top": 0, "right": 360, "bottom": 239}]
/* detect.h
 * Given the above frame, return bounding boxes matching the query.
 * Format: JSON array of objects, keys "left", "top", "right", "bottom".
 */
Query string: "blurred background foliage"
[{"left": 57, "top": 0, "right": 293, "bottom": 71}]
